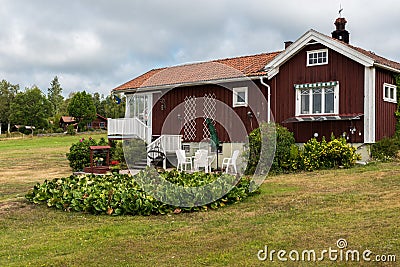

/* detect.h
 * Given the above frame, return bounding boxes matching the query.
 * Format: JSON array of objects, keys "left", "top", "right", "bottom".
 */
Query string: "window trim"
[
  {"left": 232, "top": 87, "right": 248, "bottom": 107},
  {"left": 307, "top": 49, "right": 328, "bottom": 67},
  {"left": 295, "top": 82, "right": 339, "bottom": 116},
  {"left": 383, "top": 83, "right": 397, "bottom": 103}
]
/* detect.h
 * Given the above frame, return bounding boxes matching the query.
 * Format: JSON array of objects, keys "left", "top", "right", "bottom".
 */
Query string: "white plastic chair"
[
  {"left": 222, "top": 150, "right": 239, "bottom": 174},
  {"left": 176, "top": 150, "right": 192, "bottom": 172},
  {"left": 193, "top": 150, "right": 209, "bottom": 173},
  {"left": 207, "top": 154, "right": 216, "bottom": 173}
]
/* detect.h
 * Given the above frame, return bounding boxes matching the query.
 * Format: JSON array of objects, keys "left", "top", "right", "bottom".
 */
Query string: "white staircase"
[{"left": 147, "top": 135, "right": 182, "bottom": 169}]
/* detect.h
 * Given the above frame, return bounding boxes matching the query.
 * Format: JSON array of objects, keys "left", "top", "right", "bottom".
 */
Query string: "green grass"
[
  {"left": 0, "top": 132, "right": 106, "bottom": 201},
  {"left": 0, "top": 135, "right": 399, "bottom": 266}
]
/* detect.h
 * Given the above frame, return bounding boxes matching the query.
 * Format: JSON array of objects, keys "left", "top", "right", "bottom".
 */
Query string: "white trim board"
[{"left": 264, "top": 29, "right": 375, "bottom": 79}]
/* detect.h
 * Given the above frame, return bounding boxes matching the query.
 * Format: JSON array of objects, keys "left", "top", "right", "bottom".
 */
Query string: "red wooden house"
[
  {"left": 60, "top": 114, "right": 108, "bottom": 131},
  {"left": 109, "top": 17, "right": 400, "bottom": 163}
]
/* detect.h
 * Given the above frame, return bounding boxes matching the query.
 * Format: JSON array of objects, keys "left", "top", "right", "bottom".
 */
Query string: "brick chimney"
[
  {"left": 332, "top": 17, "right": 350, "bottom": 43},
  {"left": 284, "top": 41, "right": 293, "bottom": 49}
]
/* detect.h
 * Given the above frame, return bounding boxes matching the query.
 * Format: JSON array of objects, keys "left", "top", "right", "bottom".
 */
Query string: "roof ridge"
[
  {"left": 212, "top": 51, "right": 282, "bottom": 63},
  {"left": 147, "top": 51, "right": 283, "bottom": 71}
]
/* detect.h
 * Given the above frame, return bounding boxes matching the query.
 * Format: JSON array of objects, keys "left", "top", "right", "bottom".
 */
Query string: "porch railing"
[
  {"left": 107, "top": 117, "right": 151, "bottom": 144},
  {"left": 147, "top": 135, "right": 182, "bottom": 169}
]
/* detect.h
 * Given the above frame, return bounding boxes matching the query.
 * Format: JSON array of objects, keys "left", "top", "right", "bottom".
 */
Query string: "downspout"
[{"left": 260, "top": 76, "right": 271, "bottom": 123}]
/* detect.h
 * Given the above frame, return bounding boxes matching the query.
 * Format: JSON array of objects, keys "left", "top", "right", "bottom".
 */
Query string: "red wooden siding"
[
  {"left": 88, "top": 116, "right": 107, "bottom": 129},
  {"left": 375, "top": 68, "right": 397, "bottom": 140},
  {"left": 152, "top": 81, "right": 267, "bottom": 143},
  {"left": 270, "top": 43, "right": 365, "bottom": 142}
]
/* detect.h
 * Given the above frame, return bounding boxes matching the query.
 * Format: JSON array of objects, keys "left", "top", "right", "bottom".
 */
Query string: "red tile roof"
[
  {"left": 350, "top": 46, "right": 400, "bottom": 71},
  {"left": 113, "top": 32, "right": 400, "bottom": 92},
  {"left": 320, "top": 31, "right": 400, "bottom": 71},
  {"left": 113, "top": 51, "right": 281, "bottom": 91}
]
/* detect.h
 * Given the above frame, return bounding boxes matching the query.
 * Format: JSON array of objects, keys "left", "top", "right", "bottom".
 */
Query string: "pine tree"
[{"left": 47, "top": 76, "right": 64, "bottom": 117}]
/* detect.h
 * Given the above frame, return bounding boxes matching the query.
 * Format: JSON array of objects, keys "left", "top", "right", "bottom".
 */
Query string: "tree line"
[{"left": 0, "top": 76, "right": 125, "bottom": 134}]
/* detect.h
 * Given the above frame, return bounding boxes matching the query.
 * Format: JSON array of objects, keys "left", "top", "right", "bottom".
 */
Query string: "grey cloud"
[{"left": 0, "top": 0, "right": 399, "bottom": 96}]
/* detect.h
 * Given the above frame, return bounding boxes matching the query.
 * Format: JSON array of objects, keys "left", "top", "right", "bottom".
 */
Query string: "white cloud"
[{"left": 0, "top": 0, "right": 399, "bottom": 97}]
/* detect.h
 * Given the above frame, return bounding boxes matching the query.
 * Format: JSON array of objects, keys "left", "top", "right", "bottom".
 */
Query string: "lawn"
[{"left": 0, "top": 134, "right": 399, "bottom": 266}]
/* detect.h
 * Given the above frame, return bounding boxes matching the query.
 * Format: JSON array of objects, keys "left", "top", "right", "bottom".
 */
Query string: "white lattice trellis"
[
  {"left": 203, "top": 93, "right": 216, "bottom": 139},
  {"left": 184, "top": 96, "right": 197, "bottom": 141}
]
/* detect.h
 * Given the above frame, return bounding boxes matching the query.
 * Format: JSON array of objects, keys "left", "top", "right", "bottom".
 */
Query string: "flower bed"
[{"left": 25, "top": 169, "right": 258, "bottom": 216}]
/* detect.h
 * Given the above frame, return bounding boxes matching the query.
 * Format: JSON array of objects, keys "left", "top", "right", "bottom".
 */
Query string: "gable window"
[
  {"left": 383, "top": 83, "right": 397, "bottom": 103},
  {"left": 295, "top": 81, "right": 339, "bottom": 116},
  {"left": 233, "top": 87, "right": 248, "bottom": 107},
  {"left": 307, "top": 49, "right": 328, "bottom": 66}
]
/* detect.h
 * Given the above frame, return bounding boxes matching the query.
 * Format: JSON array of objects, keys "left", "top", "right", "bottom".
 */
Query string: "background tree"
[
  {"left": 60, "top": 92, "right": 75, "bottom": 116},
  {"left": 47, "top": 76, "right": 64, "bottom": 117},
  {"left": 67, "top": 91, "right": 96, "bottom": 131},
  {"left": 105, "top": 94, "right": 125, "bottom": 118},
  {"left": 0, "top": 80, "right": 19, "bottom": 133},
  {"left": 9, "top": 86, "right": 51, "bottom": 129},
  {"left": 92, "top": 92, "right": 106, "bottom": 117}
]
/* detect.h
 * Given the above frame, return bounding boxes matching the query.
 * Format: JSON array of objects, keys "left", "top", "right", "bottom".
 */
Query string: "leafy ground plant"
[{"left": 25, "top": 169, "right": 258, "bottom": 215}]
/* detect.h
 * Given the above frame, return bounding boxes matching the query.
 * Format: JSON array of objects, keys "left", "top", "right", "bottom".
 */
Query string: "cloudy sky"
[{"left": 1, "top": 0, "right": 400, "bottom": 97}]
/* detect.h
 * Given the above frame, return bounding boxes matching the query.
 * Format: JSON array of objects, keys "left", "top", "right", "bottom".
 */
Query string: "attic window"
[
  {"left": 383, "top": 83, "right": 397, "bottom": 103},
  {"left": 307, "top": 49, "right": 328, "bottom": 66},
  {"left": 233, "top": 87, "right": 248, "bottom": 107}
]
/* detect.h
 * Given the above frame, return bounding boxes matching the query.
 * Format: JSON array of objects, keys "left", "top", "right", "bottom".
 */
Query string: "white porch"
[
  {"left": 107, "top": 117, "right": 182, "bottom": 168},
  {"left": 107, "top": 117, "right": 152, "bottom": 144}
]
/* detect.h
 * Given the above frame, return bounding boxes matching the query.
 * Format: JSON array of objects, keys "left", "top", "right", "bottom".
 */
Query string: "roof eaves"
[
  {"left": 374, "top": 63, "right": 400, "bottom": 74},
  {"left": 122, "top": 75, "right": 266, "bottom": 93}
]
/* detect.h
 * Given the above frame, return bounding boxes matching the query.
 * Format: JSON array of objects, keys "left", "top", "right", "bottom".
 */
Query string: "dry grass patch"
[{"left": 0, "top": 135, "right": 399, "bottom": 266}]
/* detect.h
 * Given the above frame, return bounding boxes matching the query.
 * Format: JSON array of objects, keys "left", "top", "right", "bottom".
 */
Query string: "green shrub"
[
  {"left": 300, "top": 136, "right": 360, "bottom": 171},
  {"left": 66, "top": 125, "right": 76, "bottom": 135},
  {"left": 273, "top": 124, "right": 296, "bottom": 172},
  {"left": 66, "top": 137, "right": 108, "bottom": 171},
  {"left": 244, "top": 123, "right": 360, "bottom": 174},
  {"left": 55, "top": 128, "right": 64, "bottom": 133},
  {"left": 244, "top": 123, "right": 295, "bottom": 175},
  {"left": 25, "top": 169, "right": 258, "bottom": 215},
  {"left": 371, "top": 137, "right": 399, "bottom": 161}
]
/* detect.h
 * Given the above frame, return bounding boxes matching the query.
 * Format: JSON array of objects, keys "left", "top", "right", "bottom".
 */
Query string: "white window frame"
[
  {"left": 295, "top": 82, "right": 339, "bottom": 116},
  {"left": 233, "top": 87, "right": 248, "bottom": 107},
  {"left": 307, "top": 49, "right": 328, "bottom": 67},
  {"left": 383, "top": 83, "right": 397, "bottom": 103}
]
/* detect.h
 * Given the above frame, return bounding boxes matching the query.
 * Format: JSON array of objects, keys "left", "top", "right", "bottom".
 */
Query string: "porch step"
[
  {"left": 132, "top": 159, "right": 148, "bottom": 170},
  {"left": 130, "top": 152, "right": 178, "bottom": 170}
]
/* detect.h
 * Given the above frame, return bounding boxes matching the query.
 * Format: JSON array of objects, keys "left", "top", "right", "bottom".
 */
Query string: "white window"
[
  {"left": 129, "top": 93, "right": 153, "bottom": 126},
  {"left": 295, "top": 82, "right": 339, "bottom": 116},
  {"left": 307, "top": 49, "right": 328, "bottom": 66},
  {"left": 233, "top": 87, "right": 248, "bottom": 107},
  {"left": 383, "top": 83, "right": 397, "bottom": 103}
]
